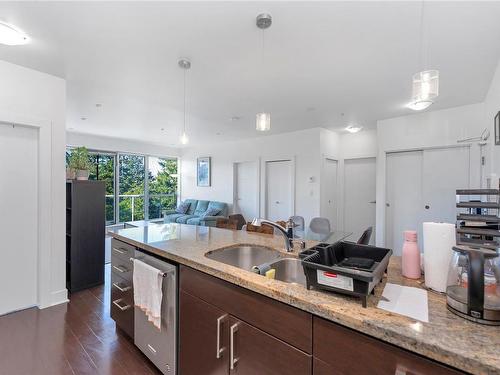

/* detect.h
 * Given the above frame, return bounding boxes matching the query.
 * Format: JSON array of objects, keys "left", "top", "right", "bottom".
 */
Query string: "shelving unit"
[
  {"left": 66, "top": 180, "right": 106, "bottom": 292},
  {"left": 456, "top": 182, "right": 500, "bottom": 250}
]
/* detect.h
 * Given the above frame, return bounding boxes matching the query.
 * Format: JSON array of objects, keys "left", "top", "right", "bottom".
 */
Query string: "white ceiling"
[{"left": 1, "top": 1, "right": 500, "bottom": 147}]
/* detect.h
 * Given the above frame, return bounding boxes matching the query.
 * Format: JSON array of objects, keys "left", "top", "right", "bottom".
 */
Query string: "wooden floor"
[{"left": 0, "top": 265, "right": 161, "bottom": 375}]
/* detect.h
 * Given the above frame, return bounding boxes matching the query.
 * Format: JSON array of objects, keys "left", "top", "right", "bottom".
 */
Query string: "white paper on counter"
[{"left": 377, "top": 283, "right": 429, "bottom": 323}]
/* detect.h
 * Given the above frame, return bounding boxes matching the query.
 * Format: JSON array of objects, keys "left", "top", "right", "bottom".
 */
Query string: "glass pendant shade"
[
  {"left": 256, "top": 112, "right": 271, "bottom": 131},
  {"left": 180, "top": 131, "right": 189, "bottom": 145},
  {"left": 409, "top": 70, "right": 439, "bottom": 110}
]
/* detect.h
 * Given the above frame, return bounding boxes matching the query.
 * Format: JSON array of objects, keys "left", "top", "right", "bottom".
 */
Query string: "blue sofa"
[{"left": 163, "top": 199, "right": 228, "bottom": 227}]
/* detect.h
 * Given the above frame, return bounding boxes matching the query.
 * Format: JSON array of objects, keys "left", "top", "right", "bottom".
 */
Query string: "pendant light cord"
[
  {"left": 418, "top": 0, "right": 426, "bottom": 70},
  {"left": 183, "top": 66, "right": 186, "bottom": 133}
]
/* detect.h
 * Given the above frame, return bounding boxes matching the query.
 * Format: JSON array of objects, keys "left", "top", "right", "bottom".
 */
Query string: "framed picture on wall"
[
  {"left": 197, "top": 157, "right": 211, "bottom": 187},
  {"left": 496, "top": 111, "right": 500, "bottom": 145}
]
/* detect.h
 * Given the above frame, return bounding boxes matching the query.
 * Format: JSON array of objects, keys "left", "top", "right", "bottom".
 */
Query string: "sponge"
[{"left": 265, "top": 268, "right": 276, "bottom": 279}]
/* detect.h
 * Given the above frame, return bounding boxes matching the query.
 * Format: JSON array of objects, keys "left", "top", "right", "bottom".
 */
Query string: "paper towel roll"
[{"left": 423, "top": 222, "right": 456, "bottom": 293}]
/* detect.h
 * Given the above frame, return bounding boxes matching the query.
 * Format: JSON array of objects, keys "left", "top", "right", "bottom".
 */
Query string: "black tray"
[{"left": 300, "top": 241, "right": 392, "bottom": 307}]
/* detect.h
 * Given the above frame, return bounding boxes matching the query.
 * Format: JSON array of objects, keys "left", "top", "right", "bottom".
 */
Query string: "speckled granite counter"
[{"left": 109, "top": 223, "right": 500, "bottom": 375}]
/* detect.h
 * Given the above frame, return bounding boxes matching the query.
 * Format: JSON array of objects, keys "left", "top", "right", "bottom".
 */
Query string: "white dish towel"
[{"left": 132, "top": 259, "right": 163, "bottom": 330}]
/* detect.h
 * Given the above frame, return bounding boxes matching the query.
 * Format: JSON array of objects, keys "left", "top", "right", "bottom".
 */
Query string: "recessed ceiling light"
[
  {"left": 0, "top": 21, "right": 29, "bottom": 46},
  {"left": 345, "top": 125, "right": 363, "bottom": 133},
  {"left": 406, "top": 100, "right": 433, "bottom": 111},
  {"left": 81, "top": 117, "right": 87, "bottom": 121}
]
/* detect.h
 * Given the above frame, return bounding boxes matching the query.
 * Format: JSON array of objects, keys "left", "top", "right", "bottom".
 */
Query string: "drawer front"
[
  {"left": 111, "top": 238, "right": 136, "bottom": 261},
  {"left": 111, "top": 255, "right": 133, "bottom": 282},
  {"left": 110, "top": 274, "right": 134, "bottom": 338},
  {"left": 313, "top": 317, "right": 464, "bottom": 375},
  {"left": 180, "top": 265, "right": 312, "bottom": 354}
]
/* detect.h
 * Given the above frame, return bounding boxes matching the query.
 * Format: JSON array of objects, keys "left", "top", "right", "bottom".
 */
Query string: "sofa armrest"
[{"left": 163, "top": 209, "right": 177, "bottom": 216}]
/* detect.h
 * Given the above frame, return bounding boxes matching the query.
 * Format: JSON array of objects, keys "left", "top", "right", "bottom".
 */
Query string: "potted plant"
[{"left": 68, "top": 147, "right": 92, "bottom": 180}]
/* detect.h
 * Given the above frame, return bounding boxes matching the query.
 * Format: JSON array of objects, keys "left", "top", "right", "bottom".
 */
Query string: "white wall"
[
  {"left": 375, "top": 103, "right": 485, "bottom": 246},
  {"left": 180, "top": 128, "right": 322, "bottom": 225},
  {"left": 0, "top": 60, "right": 66, "bottom": 309},
  {"left": 484, "top": 59, "right": 500, "bottom": 185},
  {"left": 67, "top": 131, "right": 181, "bottom": 157}
]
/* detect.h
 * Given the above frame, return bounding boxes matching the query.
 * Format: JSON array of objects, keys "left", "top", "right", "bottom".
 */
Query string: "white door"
[
  {"left": 0, "top": 123, "right": 38, "bottom": 315},
  {"left": 266, "top": 160, "right": 292, "bottom": 221},
  {"left": 386, "top": 147, "right": 470, "bottom": 254},
  {"left": 386, "top": 150, "right": 423, "bottom": 254},
  {"left": 422, "top": 147, "right": 470, "bottom": 224},
  {"left": 234, "top": 161, "right": 258, "bottom": 222},
  {"left": 323, "top": 159, "right": 338, "bottom": 229},
  {"left": 344, "top": 157, "right": 376, "bottom": 244}
]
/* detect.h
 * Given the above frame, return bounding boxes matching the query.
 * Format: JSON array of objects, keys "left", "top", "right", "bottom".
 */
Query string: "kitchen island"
[{"left": 109, "top": 223, "right": 499, "bottom": 375}]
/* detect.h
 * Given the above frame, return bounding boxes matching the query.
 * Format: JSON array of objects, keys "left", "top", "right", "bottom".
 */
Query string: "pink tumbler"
[{"left": 402, "top": 230, "right": 421, "bottom": 279}]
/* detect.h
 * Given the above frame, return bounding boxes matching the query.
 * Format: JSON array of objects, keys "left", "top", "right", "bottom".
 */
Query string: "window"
[
  {"left": 118, "top": 154, "right": 145, "bottom": 222},
  {"left": 66, "top": 147, "right": 178, "bottom": 224},
  {"left": 148, "top": 157, "right": 178, "bottom": 220}
]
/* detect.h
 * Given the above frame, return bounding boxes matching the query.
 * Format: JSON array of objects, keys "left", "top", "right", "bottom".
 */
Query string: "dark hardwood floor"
[{"left": 0, "top": 265, "right": 161, "bottom": 375}]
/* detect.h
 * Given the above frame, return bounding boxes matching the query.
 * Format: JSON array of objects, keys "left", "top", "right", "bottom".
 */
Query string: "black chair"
[{"left": 357, "top": 227, "right": 373, "bottom": 245}]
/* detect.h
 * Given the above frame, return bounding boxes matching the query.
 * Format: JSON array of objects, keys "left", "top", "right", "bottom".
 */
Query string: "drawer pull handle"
[
  {"left": 112, "top": 282, "right": 131, "bottom": 292},
  {"left": 230, "top": 322, "right": 239, "bottom": 370},
  {"left": 112, "top": 298, "right": 131, "bottom": 311},
  {"left": 147, "top": 344, "right": 157, "bottom": 355},
  {"left": 112, "top": 265, "right": 128, "bottom": 273},
  {"left": 112, "top": 247, "right": 127, "bottom": 255},
  {"left": 216, "top": 314, "right": 228, "bottom": 359}
]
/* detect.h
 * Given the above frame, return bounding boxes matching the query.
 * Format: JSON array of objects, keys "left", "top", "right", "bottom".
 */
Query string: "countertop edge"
[{"left": 110, "top": 231, "right": 496, "bottom": 374}]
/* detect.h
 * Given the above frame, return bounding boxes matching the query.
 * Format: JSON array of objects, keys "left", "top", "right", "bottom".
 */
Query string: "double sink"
[{"left": 205, "top": 245, "right": 307, "bottom": 286}]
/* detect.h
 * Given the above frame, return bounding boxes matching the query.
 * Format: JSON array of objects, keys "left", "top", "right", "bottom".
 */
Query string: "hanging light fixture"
[
  {"left": 178, "top": 58, "right": 191, "bottom": 145},
  {"left": 408, "top": 1, "right": 439, "bottom": 111},
  {"left": 255, "top": 13, "right": 272, "bottom": 131}
]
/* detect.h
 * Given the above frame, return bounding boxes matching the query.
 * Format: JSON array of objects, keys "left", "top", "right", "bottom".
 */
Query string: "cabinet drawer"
[
  {"left": 110, "top": 275, "right": 134, "bottom": 338},
  {"left": 180, "top": 265, "right": 312, "bottom": 354},
  {"left": 313, "top": 317, "right": 463, "bottom": 375},
  {"left": 111, "top": 239, "right": 136, "bottom": 261},
  {"left": 111, "top": 256, "right": 133, "bottom": 282},
  {"left": 313, "top": 358, "right": 337, "bottom": 375}
]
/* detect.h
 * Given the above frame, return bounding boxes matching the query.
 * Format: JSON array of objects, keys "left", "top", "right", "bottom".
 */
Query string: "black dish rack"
[{"left": 300, "top": 241, "right": 392, "bottom": 307}]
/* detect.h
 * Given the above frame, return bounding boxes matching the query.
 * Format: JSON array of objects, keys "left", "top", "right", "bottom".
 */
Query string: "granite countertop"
[{"left": 109, "top": 223, "right": 500, "bottom": 374}]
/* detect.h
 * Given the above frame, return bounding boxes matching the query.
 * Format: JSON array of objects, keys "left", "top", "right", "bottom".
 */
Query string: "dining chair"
[
  {"left": 309, "top": 217, "right": 331, "bottom": 235},
  {"left": 357, "top": 226, "right": 373, "bottom": 245}
]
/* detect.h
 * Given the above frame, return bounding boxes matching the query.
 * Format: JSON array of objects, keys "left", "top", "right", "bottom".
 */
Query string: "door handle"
[
  {"left": 386, "top": 203, "right": 390, "bottom": 207},
  {"left": 230, "top": 322, "right": 240, "bottom": 370},
  {"left": 425, "top": 205, "right": 430, "bottom": 209},
  {"left": 369, "top": 200, "right": 376, "bottom": 204},
  {"left": 216, "top": 314, "right": 228, "bottom": 359}
]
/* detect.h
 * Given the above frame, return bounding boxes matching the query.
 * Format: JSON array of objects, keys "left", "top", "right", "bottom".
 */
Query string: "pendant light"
[
  {"left": 255, "top": 13, "right": 272, "bottom": 131},
  {"left": 408, "top": 1, "right": 439, "bottom": 111},
  {"left": 178, "top": 58, "right": 191, "bottom": 144}
]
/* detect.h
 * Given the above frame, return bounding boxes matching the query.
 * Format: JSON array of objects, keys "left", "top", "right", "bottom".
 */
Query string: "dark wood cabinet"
[
  {"left": 179, "top": 291, "right": 228, "bottom": 375},
  {"left": 110, "top": 239, "right": 135, "bottom": 338},
  {"left": 66, "top": 180, "right": 105, "bottom": 292},
  {"left": 179, "top": 267, "right": 312, "bottom": 375},
  {"left": 313, "top": 317, "right": 463, "bottom": 375},
  {"left": 313, "top": 358, "right": 337, "bottom": 375},
  {"left": 228, "top": 316, "right": 311, "bottom": 375}
]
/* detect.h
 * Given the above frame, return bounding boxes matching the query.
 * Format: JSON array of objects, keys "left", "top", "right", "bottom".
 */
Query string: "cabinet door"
[
  {"left": 228, "top": 317, "right": 311, "bottom": 375},
  {"left": 179, "top": 291, "right": 229, "bottom": 375}
]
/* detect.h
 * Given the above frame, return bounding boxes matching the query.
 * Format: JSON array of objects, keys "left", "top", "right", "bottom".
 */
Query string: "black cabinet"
[{"left": 66, "top": 180, "right": 105, "bottom": 292}]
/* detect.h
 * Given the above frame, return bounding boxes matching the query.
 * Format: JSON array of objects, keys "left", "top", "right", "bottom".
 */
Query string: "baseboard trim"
[{"left": 40, "top": 288, "right": 69, "bottom": 309}]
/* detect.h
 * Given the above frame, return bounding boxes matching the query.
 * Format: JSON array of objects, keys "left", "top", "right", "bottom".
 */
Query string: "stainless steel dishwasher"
[{"left": 133, "top": 250, "right": 177, "bottom": 374}]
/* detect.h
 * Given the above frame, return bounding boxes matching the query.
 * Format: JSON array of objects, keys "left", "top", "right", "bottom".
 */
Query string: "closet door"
[
  {"left": 422, "top": 146, "right": 470, "bottom": 225},
  {"left": 385, "top": 151, "right": 423, "bottom": 254}
]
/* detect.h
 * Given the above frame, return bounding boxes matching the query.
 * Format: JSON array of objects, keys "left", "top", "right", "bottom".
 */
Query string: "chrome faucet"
[{"left": 251, "top": 218, "right": 293, "bottom": 252}]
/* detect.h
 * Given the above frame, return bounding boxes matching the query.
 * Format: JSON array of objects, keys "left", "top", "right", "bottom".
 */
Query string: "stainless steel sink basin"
[
  {"left": 268, "top": 258, "right": 307, "bottom": 286},
  {"left": 205, "top": 245, "right": 281, "bottom": 271}
]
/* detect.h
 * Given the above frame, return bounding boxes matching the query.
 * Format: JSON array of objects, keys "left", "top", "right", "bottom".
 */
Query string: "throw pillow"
[
  {"left": 175, "top": 201, "right": 190, "bottom": 214},
  {"left": 200, "top": 207, "right": 220, "bottom": 218}
]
